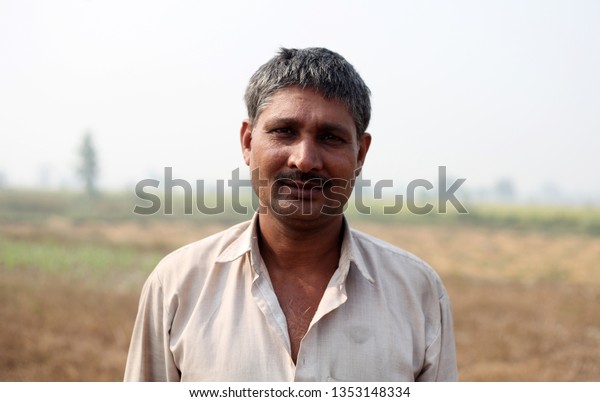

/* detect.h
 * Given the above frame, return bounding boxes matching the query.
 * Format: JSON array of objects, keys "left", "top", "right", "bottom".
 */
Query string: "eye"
[
  {"left": 270, "top": 127, "right": 294, "bottom": 136},
  {"left": 321, "top": 133, "right": 345, "bottom": 144}
]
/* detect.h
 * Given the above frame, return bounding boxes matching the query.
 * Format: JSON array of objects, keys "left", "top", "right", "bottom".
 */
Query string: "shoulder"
[
  {"left": 149, "top": 220, "right": 251, "bottom": 288},
  {"left": 349, "top": 227, "right": 447, "bottom": 297}
]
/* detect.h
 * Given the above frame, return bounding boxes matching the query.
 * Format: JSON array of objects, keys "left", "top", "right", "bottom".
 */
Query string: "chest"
[
  {"left": 173, "top": 283, "right": 421, "bottom": 381},
  {"left": 270, "top": 275, "right": 329, "bottom": 363},
  {"left": 169, "top": 262, "right": 426, "bottom": 381}
]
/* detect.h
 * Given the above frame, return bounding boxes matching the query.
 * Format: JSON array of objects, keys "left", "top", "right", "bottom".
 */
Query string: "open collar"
[{"left": 215, "top": 213, "right": 375, "bottom": 284}]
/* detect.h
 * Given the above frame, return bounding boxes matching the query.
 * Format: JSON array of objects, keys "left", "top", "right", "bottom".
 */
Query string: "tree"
[{"left": 77, "top": 131, "right": 99, "bottom": 196}]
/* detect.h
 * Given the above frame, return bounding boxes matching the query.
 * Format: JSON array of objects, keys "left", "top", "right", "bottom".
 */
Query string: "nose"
[{"left": 287, "top": 138, "right": 323, "bottom": 172}]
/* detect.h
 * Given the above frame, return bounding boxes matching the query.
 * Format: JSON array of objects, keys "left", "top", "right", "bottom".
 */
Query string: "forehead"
[{"left": 257, "top": 87, "right": 355, "bottom": 130}]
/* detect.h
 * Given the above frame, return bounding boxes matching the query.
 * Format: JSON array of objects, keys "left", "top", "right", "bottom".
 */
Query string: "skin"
[{"left": 240, "top": 86, "right": 371, "bottom": 363}]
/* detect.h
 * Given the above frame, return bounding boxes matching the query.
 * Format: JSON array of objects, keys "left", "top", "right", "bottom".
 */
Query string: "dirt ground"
[
  {"left": 0, "top": 271, "right": 138, "bottom": 381},
  {"left": 1, "top": 221, "right": 599, "bottom": 381}
]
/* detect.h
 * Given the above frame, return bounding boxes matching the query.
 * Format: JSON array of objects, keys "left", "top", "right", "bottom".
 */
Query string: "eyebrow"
[{"left": 263, "top": 117, "right": 298, "bottom": 129}]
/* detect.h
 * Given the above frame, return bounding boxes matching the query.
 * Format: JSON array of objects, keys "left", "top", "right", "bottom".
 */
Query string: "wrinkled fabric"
[{"left": 124, "top": 215, "right": 458, "bottom": 382}]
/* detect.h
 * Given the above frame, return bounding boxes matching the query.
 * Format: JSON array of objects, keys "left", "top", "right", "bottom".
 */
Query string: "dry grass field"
[{"left": 1, "top": 191, "right": 599, "bottom": 381}]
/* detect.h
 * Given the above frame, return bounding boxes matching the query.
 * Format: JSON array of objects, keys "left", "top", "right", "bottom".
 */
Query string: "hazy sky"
[{"left": 1, "top": 0, "right": 599, "bottom": 201}]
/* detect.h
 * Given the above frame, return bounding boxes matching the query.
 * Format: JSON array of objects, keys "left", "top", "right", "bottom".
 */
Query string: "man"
[{"left": 124, "top": 47, "right": 458, "bottom": 381}]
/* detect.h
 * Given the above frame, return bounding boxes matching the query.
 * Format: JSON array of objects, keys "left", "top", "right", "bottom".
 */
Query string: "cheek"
[
  {"left": 252, "top": 147, "right": 288, "bottom": 174},
  {"left": 330, "top": 155, "right": 360, "bottom": 179}
]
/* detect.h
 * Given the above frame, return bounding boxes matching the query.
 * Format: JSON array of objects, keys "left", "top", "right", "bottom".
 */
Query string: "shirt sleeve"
[
  {"left": 123, "top": 271, "right": 181, "bottom": 381},
  {"left": 416, "top": 292, "right": 459, "bottom": 381}
]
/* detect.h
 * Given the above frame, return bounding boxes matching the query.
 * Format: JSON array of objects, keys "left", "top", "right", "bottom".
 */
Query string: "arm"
[
  {"left": 416, "top": 292, "right": 459, "bottom": 381},
  {"left": 123, "top": 271, "right": 181, "bottom": 381}
]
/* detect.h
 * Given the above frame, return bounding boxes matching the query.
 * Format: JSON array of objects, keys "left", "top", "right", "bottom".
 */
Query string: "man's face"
[{"left": 240, "top": 86, "right": 371, "bottom": 223}]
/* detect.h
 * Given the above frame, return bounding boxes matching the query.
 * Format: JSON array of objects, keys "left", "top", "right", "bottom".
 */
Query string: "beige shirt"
[{"left": 124, "top": 215, "right": 458, "bottom": 381}]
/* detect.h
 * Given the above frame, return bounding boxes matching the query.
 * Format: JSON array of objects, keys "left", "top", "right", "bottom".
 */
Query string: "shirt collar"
[
  {"left": 214, "top": 215, "right": 257, "bottom": 263},
  {"left": 215, "top": 213, "right": 375, "bottom": 284},
  {"left": 340, "top": 218, "right": 375, "bottom": 284}
]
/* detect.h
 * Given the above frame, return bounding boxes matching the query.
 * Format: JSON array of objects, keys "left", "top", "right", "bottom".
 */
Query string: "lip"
[{"left": 277, "top": 179, "right": 324, "bottom": 200}]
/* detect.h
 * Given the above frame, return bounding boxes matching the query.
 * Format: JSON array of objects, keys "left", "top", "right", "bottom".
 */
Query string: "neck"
[{"left": 257, "top": 214, "right": 344, "bottom": 275}]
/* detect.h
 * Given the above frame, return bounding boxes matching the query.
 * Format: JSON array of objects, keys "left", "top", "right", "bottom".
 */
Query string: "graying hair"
[{"left": 244, "top": 47, "right": 371, "bottom": 136}]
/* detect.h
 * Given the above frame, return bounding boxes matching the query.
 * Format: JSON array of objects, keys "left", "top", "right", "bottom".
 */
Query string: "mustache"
[{"left": 273, "top": 171, "right": 331, "bottom": 187}]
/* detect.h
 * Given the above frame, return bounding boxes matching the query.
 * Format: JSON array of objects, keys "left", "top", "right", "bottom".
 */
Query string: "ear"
[
  {"left": 355, "top": 132, "right": 372, "bottom": 176},
  {"left": 240, "top": 119, "right": 253, "bottom": 166}
]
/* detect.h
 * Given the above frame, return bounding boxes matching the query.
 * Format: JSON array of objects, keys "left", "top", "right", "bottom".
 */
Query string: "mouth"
[{"left": 278, "top": 179, "right": 323, "bottom": 199}]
